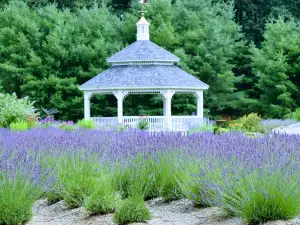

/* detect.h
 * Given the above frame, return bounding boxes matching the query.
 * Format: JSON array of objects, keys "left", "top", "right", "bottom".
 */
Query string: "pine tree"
[{"left": 252, "top": 18, "right": 300, "bottom": 118}]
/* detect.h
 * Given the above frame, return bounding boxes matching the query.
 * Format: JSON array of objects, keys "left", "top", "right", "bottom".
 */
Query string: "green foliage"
[
  {"left": 9, "top": 121, "right": 29, "bottom": 131},
  {"left": 58, "top": 122, "right": 76, "bottom": 132},
  {"left": 188, "top": 124, "right": 214, "bottom": 135},
  {"left": 0, "top": 93, "right": 36, "bottom": 128},
  {"left": 2, "top": 0, "right": 300, "bottom": 120},
  {"left": 77, "top": 119, "right": 95, "bottom": 130},
  {"left": 0, "top": 176, "right": 42, "bottom": 225},
  {"left": 171, "top": 0, "right": 245, "bottom": 116},
  {"left": 84, "top": 175, "right": 116, "bottom": 215},
  {"left": 113, "top": 196, "right": 151, "bottom": 225},
  {"left": 219, "top": 171, "right": 300, "bottom": 224},
  {"left": 26, "top": 116, "right": 38, "bottom": 129},
  {"left": 0, "top": 1, "right": 123, "bottom": 121},
  {"left": 240, "top": 113, "right": 263, "bottom": 133},
  {"left": 54, "top": 156, "right": 99, "bottom": 208},
  {"left": 159, "top": 173, "right": 183, "bottom": 202},
  {"left": 137, "top": 117, "right": 149, "bottom": 130},
  {"left": 251, "top": 18, "right": 300, "bottom": 118},
  {"left": 284, "top": 108, "right": 300, "bottom": 121},
  {"left": 114, "top": 155, "right": 159, "bottom": 200}
]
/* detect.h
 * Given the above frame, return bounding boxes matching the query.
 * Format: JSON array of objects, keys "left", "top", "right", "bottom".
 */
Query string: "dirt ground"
[{"left": 27, "top": 198, "right": 300, "bottom": 225}]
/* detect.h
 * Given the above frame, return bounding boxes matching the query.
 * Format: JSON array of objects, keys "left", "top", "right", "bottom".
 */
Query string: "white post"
[
  {"left": 195, "top": 91, "right": 204, "bottom": 124},
  {"left": 84, "top": 92, "right": 93, "bottom": 120},
  {"left": 161, "top": 90, "right": 175, "bottom": 130},
  {"left": 163, "top": 98, "right": 167, "bottom": 116},
  {"left": 113, "top": 91, "right": 128, "bottom": 124}
]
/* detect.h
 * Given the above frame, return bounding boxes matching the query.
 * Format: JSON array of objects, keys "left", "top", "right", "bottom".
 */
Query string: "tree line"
[{"left": 0, "top": 0, "right": 299, "bottom": 120}]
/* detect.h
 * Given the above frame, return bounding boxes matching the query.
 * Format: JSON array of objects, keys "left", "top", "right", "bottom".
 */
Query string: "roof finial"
[{"left": 138, "top": 0, "right": 147, "bottom": 17}]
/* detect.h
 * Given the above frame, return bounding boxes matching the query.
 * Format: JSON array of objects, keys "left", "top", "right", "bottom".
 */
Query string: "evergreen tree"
[
  {"left": 172, "top": 0, "right": 245, "bottom": 116},
  {"left": 252, "top": 18, "right": 300, "bottom": 118}
]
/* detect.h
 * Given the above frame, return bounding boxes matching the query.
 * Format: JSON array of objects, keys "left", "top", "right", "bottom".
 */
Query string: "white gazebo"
[{"left": 79, "top": 14, "right": 209, "bottom": 131}]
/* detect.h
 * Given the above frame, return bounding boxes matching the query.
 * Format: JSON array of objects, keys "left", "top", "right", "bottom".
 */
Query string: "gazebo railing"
[{"left": 92, "top": 116, "right": 211, "bottom": 131}]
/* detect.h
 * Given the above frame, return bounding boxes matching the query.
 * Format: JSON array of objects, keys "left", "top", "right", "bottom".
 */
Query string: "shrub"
[
  {"left": 56, "top": 157, "right": 99, "bottom": 208},
  {"left": 77, "top": 119, "right": 95, "bottom": 130},
  {"left": 0, "top": 93, "right": 36, "bottom": 128},
  {"left": 45, "top": 190, "right": 63, "bottom": 204},
  {"left": 0, "top": 179, "right": 38, "bottom": 225},
  {"left": 26, "top": 116, "right": 38, "bottom": 129},
  {"left": 159, "top": 174, "right": 183, "bottom": 202},
  {"left": 240, "top": 113, "right": 263, "bottom": 133},
  {"left": 113, "top": 196, "right": 151, "bottom": 225},
  {"left": 114, "top": 154, "right": 160, "bottom": 200},
  {"left": 137, "top": 116, "right": 149, "bottom": 130},
  {"left": 84, "top": 176, "right": 116, "bottom": 215},
  {"left": 284, "top": 108, "right": 300, "bottom": 121},
  {"left": 9, "top": 121, "right": 29, "bottom": 131},
  {"left": 58, "top": 121, "right": 75, "bottom": 131},
  {"left": 188, "top": 124, "right": 214, "bottom": 134},
  {"left": 0, "top": 159, "right": 52, "bottom": 225},
  {"left": 39, "top": 116, "right": 55, "bottom": 128}
]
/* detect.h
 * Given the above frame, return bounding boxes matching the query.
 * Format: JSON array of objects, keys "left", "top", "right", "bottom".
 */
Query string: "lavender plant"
[{"left": 0, "top": 129, "right": 300, "bottom": 224}]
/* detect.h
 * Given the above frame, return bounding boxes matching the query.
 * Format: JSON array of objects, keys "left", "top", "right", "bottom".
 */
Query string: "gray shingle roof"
[
  {"left": 107, "top": 41, "right": 180, "bottom": 63},
  {"left": 79, "top": 65, "right": 209, "bottom": 91}
]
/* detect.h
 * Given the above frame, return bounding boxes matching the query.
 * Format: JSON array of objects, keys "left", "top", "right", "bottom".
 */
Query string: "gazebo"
[{"left": 79, "top": 14, "right": 209, "bottom": 131}]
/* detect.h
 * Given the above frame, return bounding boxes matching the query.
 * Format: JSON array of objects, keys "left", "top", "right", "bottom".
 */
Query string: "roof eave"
[
  {"left": 79, "top": 85, "right": 209, "bottom": 92},
  {"left": 107, "top": 59, "right": 180, "bottom": 63}
]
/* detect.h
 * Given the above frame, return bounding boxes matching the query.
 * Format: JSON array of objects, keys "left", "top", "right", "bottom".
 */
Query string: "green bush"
[
  {"left": 188, "top": 124, "right": 214, "bottom": 134},
  {"left": 284, "top": 108, "right": 300, "bottom": 121},
  {"left": 77, "top": 119, "right": 95, "bottom": 130},
  {"left": 159, "top": 174, "right": 183, "bottom": 202},
  {"left": 58, "top": 122, "right": 76, "bottom": 132},
  {"left": 113, "top": 196, "right": 151, "bottom": 225},
  {"left": 240, "top": 113, "right": 263, "bottom": 133},
  {"left": 218, "top": 172, "right": 300, "bottom": 224},
  {"left": 137, "top": 117, "right": 149, "bottom": 130},
  {"left": 84, "top": 176, "right": 116, "bottom": 215},
  {"left": 0, "top": 177, "right": 42, "bottom": 225},
  {"left": 114, "top": 154, "right": 160, "bottom": 200},
  {"left": 9, "top": 121, "right": 29, "bottom": 131},
  {"left": 26, "top": 116, "right": 38, "bottom": 129},
  {"left": 45, "top": 190, "right": 63, "bottom": 204},
  {"left": 0, "top": 93, "right": 36, "bottom": 128},
  {"left": 55, "top": 157, "right": 99, "bottom": 208}
]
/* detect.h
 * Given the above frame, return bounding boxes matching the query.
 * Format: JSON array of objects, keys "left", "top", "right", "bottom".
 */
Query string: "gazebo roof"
[
  {"left": 79, "top": 15, "right": 209, "bottom": 93},
  {"left": 79, "top": 65, "right": 209, "bottom": 91},
  {"left": 107, "top": 40, "right": 180, "bottom": 63}
]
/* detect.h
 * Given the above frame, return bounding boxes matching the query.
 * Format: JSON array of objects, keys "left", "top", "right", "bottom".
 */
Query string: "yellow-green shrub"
[
  {"left": 77, "top": 119, "right": 95, "bottom": 130},
  {"left": 10, "top": 121, "right": 29, "bottom": 131}
]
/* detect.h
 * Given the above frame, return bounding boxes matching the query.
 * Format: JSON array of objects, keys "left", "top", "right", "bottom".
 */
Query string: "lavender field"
[{"left": 1, "top": 128, "right": 300, "bottom": 225}]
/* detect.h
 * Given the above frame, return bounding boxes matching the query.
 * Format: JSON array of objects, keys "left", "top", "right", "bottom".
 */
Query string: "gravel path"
[
  {"left": 27, "top": 198, "right": 300, "bottom": 225},
  {"left": 273, "top": 123, "right": 300, "bottom": 135}
]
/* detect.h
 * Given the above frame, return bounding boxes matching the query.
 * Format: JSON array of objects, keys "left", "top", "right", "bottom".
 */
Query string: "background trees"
[{"left": 0, "top": 0, "right": 300, "bottom": 120}]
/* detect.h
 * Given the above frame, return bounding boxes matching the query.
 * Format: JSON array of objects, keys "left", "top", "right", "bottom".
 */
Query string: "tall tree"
[
  {"left": 0, "top": 1, "right": 123, "bottom": 120},
  {"left": 172, "top": 0, "right": 246, "bottom": 116},
  {"left": 252, "top": 18, "right": 300, "bottom": 118}
]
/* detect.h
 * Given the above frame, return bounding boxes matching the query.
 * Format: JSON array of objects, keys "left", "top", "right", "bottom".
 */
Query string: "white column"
[
  {"left": 163, "top": 98, "right": 167, "bottom": 116},
  {"left": 113, "top": 91, "right": 128, "bottom": 124},
  {"left": 84, "top": 92, "right": 93, "bottom": 120},
  {"left": 195, "top": 91, "right": 204, "bottom": 123},
  {"left": 161, "top": 90, "right": 175, "bottom": 130}
]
